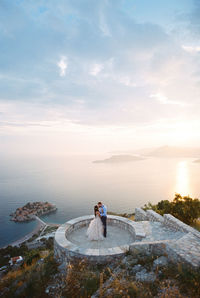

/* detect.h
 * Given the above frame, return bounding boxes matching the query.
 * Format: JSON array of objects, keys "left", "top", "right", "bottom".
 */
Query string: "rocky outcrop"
[{"left": 135, "top": 269, "right": 156, "bottom": 282}]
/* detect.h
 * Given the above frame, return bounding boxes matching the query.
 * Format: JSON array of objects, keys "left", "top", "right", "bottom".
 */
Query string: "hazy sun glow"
[{"left": 175, "top": 161, "right": 190, "bottom": 196}]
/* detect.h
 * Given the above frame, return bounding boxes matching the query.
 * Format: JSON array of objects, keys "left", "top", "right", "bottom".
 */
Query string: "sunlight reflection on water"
[
  {"left": 176, "top": 161, "right": 190, "bottom": 196},
  {"left": 1, "top": 155, "right": 199, "bottom": 247}
]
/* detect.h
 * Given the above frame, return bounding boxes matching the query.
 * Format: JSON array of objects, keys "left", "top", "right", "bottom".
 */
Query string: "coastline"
[{"left": 2, "top": 217, "right": 46, "bottom": 248}]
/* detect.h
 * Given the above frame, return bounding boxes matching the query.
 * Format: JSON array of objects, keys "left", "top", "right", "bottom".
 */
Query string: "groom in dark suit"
[{"left": 98, "top": 201, "right": 107, "bottom": 237}]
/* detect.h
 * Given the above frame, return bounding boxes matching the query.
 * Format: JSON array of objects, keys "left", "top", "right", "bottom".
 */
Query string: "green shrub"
[
  {"left": 24, "top": 250, "right": 40, "bottom": 265},
  {"left": 143, "top": 193, "right": 200, "bottom": 225}
]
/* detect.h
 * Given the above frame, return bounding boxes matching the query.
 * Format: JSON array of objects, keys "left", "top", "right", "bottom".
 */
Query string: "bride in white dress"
[{"left": 86, "top": 205, "right": 104, "bottom": 241}]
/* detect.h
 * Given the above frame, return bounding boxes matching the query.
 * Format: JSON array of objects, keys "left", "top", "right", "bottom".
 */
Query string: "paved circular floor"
[
  {"left": 67, "top": 224, "right": 135, "bottom": 249},
  {"left": 54, "top": 215, "right": 142, "bottom": 260}
]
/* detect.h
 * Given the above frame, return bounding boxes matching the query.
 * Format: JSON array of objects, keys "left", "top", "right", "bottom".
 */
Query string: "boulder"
[
  {"left": 131, "top": 264, "right": 144, "bottom": 273},
  {"left": 153, "top": 256, "right": 168, "bottom": 269},
  {"left": 58, "top": 262, "right": 67, "bottom": 274},
  {"left": 121, "top": 256, "right": 137, "bottom": 266},
  {"left": 135, "top": 270, "right": 156, "bottom": 283}
]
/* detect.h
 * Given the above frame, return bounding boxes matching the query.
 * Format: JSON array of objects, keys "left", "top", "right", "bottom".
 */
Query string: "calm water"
[{"left": 0, "top": 154, "right": 200, "bottom": 247}]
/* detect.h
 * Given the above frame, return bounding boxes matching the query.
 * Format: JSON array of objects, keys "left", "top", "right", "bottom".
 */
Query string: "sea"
[{"left": 0, "top": 153, "right": 200, "bottom": 247}]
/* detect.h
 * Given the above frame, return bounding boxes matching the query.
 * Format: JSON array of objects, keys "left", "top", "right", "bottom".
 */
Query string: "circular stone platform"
[{"left": 54, "top": 215, "right": 142, "bottom": 263}]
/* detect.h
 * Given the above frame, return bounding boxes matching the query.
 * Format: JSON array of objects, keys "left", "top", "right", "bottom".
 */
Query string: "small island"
[{"left": 10, "top": 202, "right": 57, "bottom": 222}]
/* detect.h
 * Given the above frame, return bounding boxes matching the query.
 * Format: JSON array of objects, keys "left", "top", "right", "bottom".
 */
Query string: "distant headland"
[
  {"left": 93, "top": 146, "right": 200, "bottom": 164},
  {"left": 93, "top": 155, "right": 144, "bottom": 163},
  {"left": 93, "top": 154, "right": 145, "bottom": 163},
  {"left": 10, "top": 202, "right": 57, "bottom": 222},
  {"left": 194, "top": 159, "right": 200, "bottom": 163}
]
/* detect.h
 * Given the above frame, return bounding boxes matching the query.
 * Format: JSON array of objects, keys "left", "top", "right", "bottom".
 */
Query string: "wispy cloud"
[
  {"left": 182, "top": 45, "right": 200, "bottom": 53},
  {"left": 89, "top": 63, "right": 103, "bottom": 76},
  {"left": 99, "top": 11, "right": 111, "bottom": 37},
  {"left": 57, "top": 56, "right": 68, "bottom": 77},
  {"left": 150, "top": 93, "right": 189, "bottom": 107},
  {"left": 0, "top": 0, "right": 200, "bottom": 150}
]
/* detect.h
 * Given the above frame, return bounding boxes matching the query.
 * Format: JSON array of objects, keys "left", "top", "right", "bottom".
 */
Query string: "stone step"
[{"left": 167, "top": 233, "right": 200, "bottom": 268}]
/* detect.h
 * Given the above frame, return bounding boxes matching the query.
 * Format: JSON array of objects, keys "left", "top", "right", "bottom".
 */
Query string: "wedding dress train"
[{"left": 86, "top": 215, "right": 104, "bottom": 241}]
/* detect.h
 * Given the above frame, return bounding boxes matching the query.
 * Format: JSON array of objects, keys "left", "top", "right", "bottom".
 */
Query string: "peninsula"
[
  {"left": 93, "top": 154, "right": 145, "bottom": 163},
  {"left": 10, "top": 202, "right": 57, "bottom": 222}
]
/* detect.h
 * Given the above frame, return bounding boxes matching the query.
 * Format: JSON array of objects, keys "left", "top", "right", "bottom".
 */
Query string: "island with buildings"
[{"left": 10, "top": 202, "right": 57, "bottom": 222}]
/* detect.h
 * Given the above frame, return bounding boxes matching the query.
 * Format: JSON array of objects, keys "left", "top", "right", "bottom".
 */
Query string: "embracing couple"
[{"left": 86, "top": 202, "right": 107, "bottom": 241}]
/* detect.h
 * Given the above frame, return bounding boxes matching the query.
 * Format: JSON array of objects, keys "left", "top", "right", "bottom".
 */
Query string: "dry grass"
[
  {"left": 40, "top": 250, "right": 50, "bottom": 257},
  {"left": 1, "top": 246, "right": 199, "bottom": 297},
  {"left": 62, "top": 254, "right": 200, "bottom": 298},
  {"left": 1, "top": 260, "right": 36, "bottom": 282},
  {"left": 64, "top": 258, "right": 100, "bottom": 297},
  {"left": 0, "top": 250, "right": 49, "bottom": 289},
  {"left": 0, "top": 251, "right": 58, "bottom": 297}
]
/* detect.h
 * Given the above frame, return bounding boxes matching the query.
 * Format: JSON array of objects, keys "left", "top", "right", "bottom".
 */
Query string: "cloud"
[
  {"left": 182, "top": 45, "right": 200, "bottom": 53},
  {"left": 0, "top": 0, "right": 199, "bottom": 150},
  {"left": 150, "top": 93, "right": 189, "bottom": 107},
  {"left": 57, "top": 56, "right": 68, "bottom": 77},
  {"left": 89, "top": 63, "right": 103, "bottom": 76},
  {"left": 99, "top": 10, "right": 111, "bottom": 37}
]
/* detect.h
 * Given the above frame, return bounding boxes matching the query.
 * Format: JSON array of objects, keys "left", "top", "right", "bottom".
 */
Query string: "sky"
[{"left": 0, "top": 0, "right": 200, "bottom": 155}]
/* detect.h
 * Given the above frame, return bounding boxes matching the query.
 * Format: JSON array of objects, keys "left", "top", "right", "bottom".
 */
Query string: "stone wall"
[
  {"left": 135, "top": 207, "right": 200, "bottom": 239},
  {"left": 135, "top": 208, "right": 164, "bottom": 223},
  {"left": 163, "top": 214, "right": 200, "bottom": 239},
  {"left": 130, "top": 240, "right": 170, "bottom": 256},
  {"left": 146, "top": 210, "right": 164, "bottom": 223},
  {"left": 54, "top": 212, "right": 200, "bottom": 269},
  {"left": 134, "top": 208, "right": 147, "bottom": 221},
  {"left": 54, "top": 238, "right": 120, "bottom": 265},
  {"left": 135, "top": 208, "right": 200, "bottom": 238},
  {"left": 129, "top": 239, "right": 188, "bottom": 264},
  {"left": 130, "top": 238, "right": 199, "bottom": 267},
  {"left": 54, "top": 215, "right": 138, "bottom": 265}
]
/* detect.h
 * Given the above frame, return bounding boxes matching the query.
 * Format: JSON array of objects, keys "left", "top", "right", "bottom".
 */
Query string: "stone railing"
[
  {"left": 134, "top": 208, "right": 147, "bottom": 221},
  {"left": 164, "top": 214, "right": 200, "bottom": 239},
  {"left": 135, "top": 209, "right": 200, "bottom": 239},
  {"left": 135, "top": 208, "right": 164, "bottom": 223},
  {"left": 146, "top": 210, "right": 164, "bottom": 223}
]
